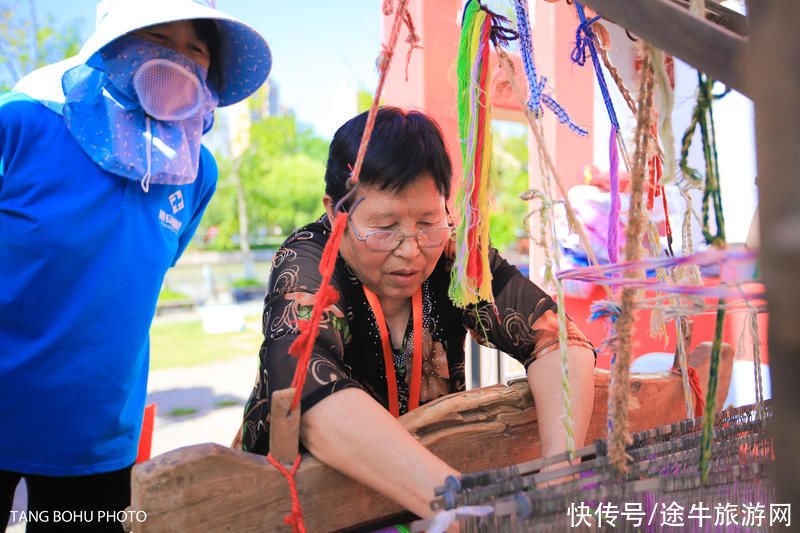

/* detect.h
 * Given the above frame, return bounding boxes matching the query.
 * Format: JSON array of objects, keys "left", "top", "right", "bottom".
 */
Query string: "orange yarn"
[{"left": 288, "top": 212, "right": 348, "bottom": 411}]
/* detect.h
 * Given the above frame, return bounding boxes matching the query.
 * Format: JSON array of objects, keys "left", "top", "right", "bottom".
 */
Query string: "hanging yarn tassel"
[
  {"left": 679, "top": 72, "right": 727, "bottom": 247},
  {"left": 650, "top": 47, "right": 678, "bottom": 185},
  {"left": 572, "top": 2, "right": 621, "bottom": 137},
  {"left": 589, "top": 300, "right": 621, "bottom": 441},
  {"left": 450, "top": 0, "right": 496, "bottom": 307},
  {"left": 699, "top": 302, "right": 725, "bottom": 482},
  {"left": 266, "top": 453, "right": 306, "bottom": 533},
  {"left": 513, "top": 0, "right": 587, "bottom": 135}
]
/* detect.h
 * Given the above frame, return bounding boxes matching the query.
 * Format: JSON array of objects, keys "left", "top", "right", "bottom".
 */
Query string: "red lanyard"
[{"left": 362, "top": 286, "right": 423, "bottom": 418}]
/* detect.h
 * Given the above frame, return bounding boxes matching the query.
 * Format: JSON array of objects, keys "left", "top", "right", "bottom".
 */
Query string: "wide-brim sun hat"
[{"left": 78, "top": 0, "right": 271, "bottom": 107}]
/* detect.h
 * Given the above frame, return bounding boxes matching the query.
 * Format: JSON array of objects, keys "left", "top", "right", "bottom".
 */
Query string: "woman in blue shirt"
[{"left": 0, "top": 1, "right": 271, "bottom": 530}]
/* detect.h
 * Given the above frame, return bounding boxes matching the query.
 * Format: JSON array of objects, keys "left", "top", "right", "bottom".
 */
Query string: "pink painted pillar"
[
  {"left": 382, "top": 0, "right": 463, "bottom": 203},
  {"left": 530, "top": 1, "right": 594, "bottom": 188},
  {"left": 526, "top": 1, "right": 594, "bottom": 280}
]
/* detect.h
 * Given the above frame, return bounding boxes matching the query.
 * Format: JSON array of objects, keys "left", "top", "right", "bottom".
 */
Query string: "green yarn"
[
  {"left": 679, "top": 73, "right": 726, "bottom": 247},
  {"left": 698, "top": 300, "right": 725, "bottom": 483}
]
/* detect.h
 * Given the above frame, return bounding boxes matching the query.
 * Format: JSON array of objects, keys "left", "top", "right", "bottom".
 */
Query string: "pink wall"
[{"left": 382, "top": 0, "right": 464, "bottom": 204}]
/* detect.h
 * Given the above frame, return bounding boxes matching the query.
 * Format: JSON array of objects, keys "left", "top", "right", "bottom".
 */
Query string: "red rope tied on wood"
[
  {"left": 267, "top": 452, "right": 305, "bottom": 533},
  {"left": 671, "top": 365, "right": 705, "bottom": 417}
]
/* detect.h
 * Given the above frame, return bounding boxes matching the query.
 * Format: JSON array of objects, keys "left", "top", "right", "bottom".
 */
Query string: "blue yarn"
[
  {"left": 513, "top": 0, "right": 587, "bottom": 136},
  {"left": 571, "top": 2, "right": 621, "bottom": 133},
  {"left": 589, "top": 299, "right": 622, "bottom": 436},
  {"left": 589, "top": 301, "right": 621, "bottom": 323}
]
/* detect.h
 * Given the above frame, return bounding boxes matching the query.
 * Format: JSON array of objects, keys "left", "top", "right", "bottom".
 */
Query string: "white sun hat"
[{"left": 15, "top": 0, "right": 271, "bottom": 108}]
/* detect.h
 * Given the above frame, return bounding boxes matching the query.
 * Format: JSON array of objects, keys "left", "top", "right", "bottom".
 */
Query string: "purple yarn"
[{"left": 608, "top": 125, "right": 621, "bottom": 265}]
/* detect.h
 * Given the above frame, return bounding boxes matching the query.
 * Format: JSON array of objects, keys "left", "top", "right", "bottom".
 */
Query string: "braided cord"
[{"left": 513, "top": 0, "right": 587, "bottom": 135}]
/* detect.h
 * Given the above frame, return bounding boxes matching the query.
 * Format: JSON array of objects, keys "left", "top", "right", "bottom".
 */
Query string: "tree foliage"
[
  {"left": 0, "top": 1, "right": 83, "bottom": 91},
  {"left": 198, "top": 113, "right": 531, "bottom": 255},
  {"left": 489, "top": 128, "right": 529, "bottom": 253},
  {"left": 200, "top": 115, "right": 329, "bottom": 250}
]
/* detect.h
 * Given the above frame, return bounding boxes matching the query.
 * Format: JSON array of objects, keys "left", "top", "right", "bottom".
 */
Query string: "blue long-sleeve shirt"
[{"left": 0, "top": 92, "right": 217, "bottom": 475}]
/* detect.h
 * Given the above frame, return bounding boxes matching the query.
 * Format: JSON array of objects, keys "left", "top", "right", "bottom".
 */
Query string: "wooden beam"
[
  {"left": 579, "top": 0, "right": 750, "bottom": 96},
  {"left": 268, "top": 388, "right": 300, "bottom": 465},
  {"left": 668, "top": 0, "right": 749, "bottom": 36},
  {"left": 747, "top": 0, "right": 800, "bottom": 517}
]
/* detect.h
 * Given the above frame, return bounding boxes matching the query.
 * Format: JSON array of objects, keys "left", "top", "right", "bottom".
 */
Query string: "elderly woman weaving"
[{"left": 241, "top": 107, "right": 595, "bottom": 518}]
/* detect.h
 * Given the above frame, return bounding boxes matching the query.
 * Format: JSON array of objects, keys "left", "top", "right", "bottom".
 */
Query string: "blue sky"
[{"left": 29, "top": 0, "right": 383, "bottom": 138}]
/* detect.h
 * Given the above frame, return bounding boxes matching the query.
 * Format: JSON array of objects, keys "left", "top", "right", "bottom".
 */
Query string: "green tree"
[
  {"left": 356, "top": 87, "right": 373, "bottom": 114},
  {"left": 489, "top": 127, "right": 529, "bottom": 253},
  {"left": 201, "top": 114, "right": 328, "bottom": 251},
  {"left": 0, "top": 1, "right": 83, "bottom": 91}
]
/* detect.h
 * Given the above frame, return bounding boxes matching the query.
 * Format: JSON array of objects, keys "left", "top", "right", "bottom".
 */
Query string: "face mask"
[
  {"left": 62, "top": 34, "right": 219, "bottom": 190},
  {"left": 134, "top": 58, "right": 207, "bottom": 121}
]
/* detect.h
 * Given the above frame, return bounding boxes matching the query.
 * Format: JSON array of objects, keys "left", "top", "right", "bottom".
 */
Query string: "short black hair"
[
  {"left": 325, "top": 107, "right": 452, "bottom": 209},
  {"left": 192, "top": 19, "right": 221, "bottom": 93}
]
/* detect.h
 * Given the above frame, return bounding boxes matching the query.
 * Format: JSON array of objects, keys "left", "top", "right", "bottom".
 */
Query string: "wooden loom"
[
  {"left": 121, "top": 0, "right": 800, "bottom": 528},
  {"left": 123, "top": 342, "right": 733, "bottom": 532},
  {"left": 415, "top": 399, "right": 774, "bottom": 532}
]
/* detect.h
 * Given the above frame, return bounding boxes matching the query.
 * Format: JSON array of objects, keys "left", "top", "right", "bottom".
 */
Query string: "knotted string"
[
  {"left": 277, "top": 4, "right": 416, "bottom": 527},
  {"left": 513, "top": 0, "right": 587, "bottom": 135},
  {"left": 571, "top": 2, "right": 620, "bottom": 133},
  {"left": 679, "top": 72, "right": 727, "bottom": 247},
  {"left": 670, "top": 365, "right": 705, "bottom": 417},
  {"left": 267, "top": 453, "right": 306, "bottom": 533},
  {"left": 450, "top": 0, "right": 499, "bottom": 307}
]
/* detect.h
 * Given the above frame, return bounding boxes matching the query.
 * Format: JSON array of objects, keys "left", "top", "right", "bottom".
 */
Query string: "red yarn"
[
  {"left": 288, "top": 213, "right": 348, "bottom": 411},
  {"left": 646, "top": 123, "right": 663, "bottom": 211},
  {"left": 465, "top": 16, "right": 492, "bottom": 287},
  {"left": 661, "top": 185, "right": 673, "bottom": 246},
  {"left": 273, "top": 2, "right": 414, "bottom": 528},
  {"left": 671, "top": 365, "right": 705, "bottom": 418},
  {"left": 267, "top": 453, "right": 306, "bottom": 533}
]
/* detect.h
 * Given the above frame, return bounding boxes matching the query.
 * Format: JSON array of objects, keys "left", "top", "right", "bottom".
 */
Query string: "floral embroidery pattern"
[{"left": 240, "top": 215, "right": 593, "bottom": 455}]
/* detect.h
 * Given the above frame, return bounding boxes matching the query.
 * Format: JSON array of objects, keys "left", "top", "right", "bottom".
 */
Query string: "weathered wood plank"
[
  {"left": 667, "top": 0, "right": 748, "bottom": 36},
  {"left": 127, "top": 341, "right": 733, "bottom": 532},
  {"left": 268, "top": 388, "right": 300, "bottom": 465},
  {"left": 580, "top": 0, "right": 750, "bottom": 95},
  {"left": 746, "top": 0, "right": 800, "bottom": 516}
]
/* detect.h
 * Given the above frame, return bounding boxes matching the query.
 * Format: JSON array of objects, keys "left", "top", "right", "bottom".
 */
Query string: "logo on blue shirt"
[
  {"left": 169, "top": 191, "right": 184, "bottom": 214},
  {"left": 159, "top": 210, "right": 182, "bottom": 234}
]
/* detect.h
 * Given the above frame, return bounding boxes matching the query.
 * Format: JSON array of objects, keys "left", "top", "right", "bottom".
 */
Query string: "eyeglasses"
[{"left": 348, "top": 217, "right": 454, "bottom": 252}]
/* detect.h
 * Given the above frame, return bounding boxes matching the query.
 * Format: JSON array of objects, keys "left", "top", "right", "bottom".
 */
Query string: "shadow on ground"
[{"left": 146, "top": 387, "right": 246, "bottom": 419}]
